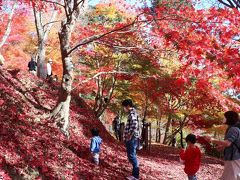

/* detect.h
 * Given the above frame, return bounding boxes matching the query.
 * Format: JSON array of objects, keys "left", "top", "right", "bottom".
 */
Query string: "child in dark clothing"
[
  {"left": 90, "top": 128, "right": 102, "bottom": 165},
  {"left": 180, "top": 134, "right": 201, "bottom": 180}
]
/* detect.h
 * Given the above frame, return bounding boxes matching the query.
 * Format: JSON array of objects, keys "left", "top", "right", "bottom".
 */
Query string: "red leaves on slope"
[{"left": 0, "top": 68, "right": 224, "bottom": 179}]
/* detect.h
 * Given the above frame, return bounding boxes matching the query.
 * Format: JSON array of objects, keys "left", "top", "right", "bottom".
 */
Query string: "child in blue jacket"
[{"left": 90, "top": 128, "right": 102, "bottom": 165}]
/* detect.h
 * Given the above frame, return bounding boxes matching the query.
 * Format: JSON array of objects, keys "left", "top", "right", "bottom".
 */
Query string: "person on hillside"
[
  {"left": 28, "top": 57, "right": 37, "bottom": 75},
  {"left": 112, "top": 115, "right": 121, "bottom": 140},
  {"left": 180, "top": 134, "right": 201, "bottom": 180},
  {"left": 0, "top": 54, "right": 5, "bottom": 66},
  {"left": 205, "top": 111, "right": 240, "bottom": 180},
  {"left": 122, "top": 99, "right": 140, "bottom": 180},
  {"left": 46, "top": 59, "right": 53, "bottom": 78},
  {"left": 90, "top": 128, "right": 102, "bottom": 165}
]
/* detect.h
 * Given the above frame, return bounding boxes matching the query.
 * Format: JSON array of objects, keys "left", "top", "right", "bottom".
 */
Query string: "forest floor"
[{"left": 0, "top": 68, "right": 223, "bottom": 180}]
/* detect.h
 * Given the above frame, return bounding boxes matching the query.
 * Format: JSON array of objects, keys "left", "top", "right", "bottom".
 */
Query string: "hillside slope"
[{"left": 0, "top": 68, "right": 223, "bottom": 180}]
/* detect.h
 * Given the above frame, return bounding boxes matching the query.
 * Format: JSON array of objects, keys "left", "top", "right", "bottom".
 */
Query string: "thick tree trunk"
[
  {"left": 51, "top": 22, "right": 74, "bottom": 136},
  {"left": 50, "top": 0, "right": 87, "bottom": 137},
  {"left": 37, "top": 41, "right": 47, "bottom": 78}
]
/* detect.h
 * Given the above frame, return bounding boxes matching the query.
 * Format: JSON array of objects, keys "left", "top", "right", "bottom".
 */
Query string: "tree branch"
[
  {"left": 43, "top": 20, "right": 61, "bottom": 29},
  {"left": 43, "top": 9, "right": 58, "bottom": 37},
  {"left": 72, "top": 71, "right": 133, "bottom": 91},
  {"left": 41, "top": 0, "right": 65, "bottom": 7},
  {"left": 67, "top": 13, "right": 148, "bottom": 55},
  {"left": 67, "top": 14, "right": 206, "bottom": 56},
  {"left": 68, "top": 22, "right": 137, "bottom": 55},
  {"left": 218, "top": 0, "right": 236, "bottom": 8},
  {"left": 95, "top": 42, "right": 152, "bottom": 52}
]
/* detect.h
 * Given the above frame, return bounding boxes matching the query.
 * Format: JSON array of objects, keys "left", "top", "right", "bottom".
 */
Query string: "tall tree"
[
  {"left": 0, "top": 0, "right": 17, "bottom": 50},
  {"left": 33, "top": 5, "right": 57, "bottom": 78}
]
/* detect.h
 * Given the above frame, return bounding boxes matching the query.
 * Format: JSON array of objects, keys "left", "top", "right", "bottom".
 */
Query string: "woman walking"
[{"left": 206, "top": 111, "right": 240, "bottom": 180}]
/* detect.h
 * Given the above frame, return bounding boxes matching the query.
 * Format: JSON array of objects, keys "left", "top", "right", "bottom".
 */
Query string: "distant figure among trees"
[
  {"left": 112, "top": 115, "right": 121, "bottom": 140},
  {"left": 205, "top": 111, "right": 240, "bottom": 180},
  {"left": 47, "top": 59, "right": 53, "bottom": 78},
  {"left": 0, "top": 54, "right": 5, "bottom": 66},
  {"left": 28, "top": 57, "right": 37, "bottom": 75}
]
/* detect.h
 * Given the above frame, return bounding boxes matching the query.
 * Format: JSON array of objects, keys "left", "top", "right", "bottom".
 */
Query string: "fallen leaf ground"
[{"left": 0, "top": 68, "right": 223, "bottom": 180}]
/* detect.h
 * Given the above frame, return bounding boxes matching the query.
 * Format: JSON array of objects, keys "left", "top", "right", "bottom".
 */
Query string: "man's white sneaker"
[{"left": 126, "top": 176, "right": 139, "bottom": 180}]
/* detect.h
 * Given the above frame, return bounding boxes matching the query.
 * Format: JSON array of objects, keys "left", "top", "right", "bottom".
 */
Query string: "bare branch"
[
  {"left": 72, "top": 70, "right": 158, "bottom": 90},
  {"left": 72, "top": 71, "right": 131, "bottom": 90},
  {"left": 43, "top": 10, "right": 58, "bottom": 36},
  {"left": 43, "top": 20, "right": 61, "bottom": 29},
  {"left": 68, "top": 22, "right": 137, "bottom": 55},
  {"left": 42, "top": 0, "right": 65, "bottom": 7},
  {"left": 67, "top": 13, "right": 148, "bottom": 55},
  {"left": 95, "top": 42, "right": 153, "bottom": 52},
  {"left": 218, "top": 0, "right": 240, "bottom": 9}
]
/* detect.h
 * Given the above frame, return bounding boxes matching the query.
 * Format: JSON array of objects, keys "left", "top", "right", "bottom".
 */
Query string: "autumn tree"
[{"left": 13, "top": 0, "right": 238, "bottom": 138}]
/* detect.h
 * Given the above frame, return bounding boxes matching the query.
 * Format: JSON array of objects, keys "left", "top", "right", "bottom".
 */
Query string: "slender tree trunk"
[
  {"left": 165, "top": 115, "right": 188, "bottom": 145},
  {"left": 156, "top": 120, "right": 161, "bottom": 143},
  {"left": 180, "top": 129, "right": 184, "bottom": 148},
  {"left": 0, "top": 0, "right": 17, "bottom": 49},
  {"left": 163, "top": 114, "right": 172, "bottom": 144},
  {"left": 155, "top": 107, "right": 162, "bottom": 143},
  {"left": 95, "top": 76, "right": 116, "bottom": 118}
]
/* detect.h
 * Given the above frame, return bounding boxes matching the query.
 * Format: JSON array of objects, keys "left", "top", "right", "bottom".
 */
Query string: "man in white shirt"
[
  {"left": 0, "top": 54, "right": 5, "bottom": 66},
  {"left": 47, "top": 59, "right": 53, "bottom": 77}
]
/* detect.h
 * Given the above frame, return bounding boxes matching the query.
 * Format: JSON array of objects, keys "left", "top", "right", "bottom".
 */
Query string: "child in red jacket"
[{"left": 180, "top": 134, "right": 201, "bottom": 180}]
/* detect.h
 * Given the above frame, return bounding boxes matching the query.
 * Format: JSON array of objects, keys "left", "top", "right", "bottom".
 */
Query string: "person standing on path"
[
  {"left": 205, "top": 111, "right": 240, "bottom": 180},
  {"left": 122, "top": 99, "right": 140, "bottom": 180}
]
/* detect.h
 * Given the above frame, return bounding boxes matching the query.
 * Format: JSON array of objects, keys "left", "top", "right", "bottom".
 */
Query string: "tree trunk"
[
  {"left": 0, "top": 0, "right": 17, "bottom": 49},
  {"left": 155, "top": 121, "right": 161, "bottom": 143},
  {"left": 165, "top": 115, "right": 188, "bottom": 145},
  {"left": 51, "top": 23, "right": 74, "bottom": 136},
  {"left": 163, "top": 114, "right": 172, "bottom": 144},
  {"left": 95, "top": 76, "right": 116, "bottom": 118},
  {"left": 180, "top": 129, "right": 184, "bottom": 148},
  {"left": 50, "top": 0, "right": 87, "bottom": 137},
  {"left": 37, "top": 41, "right": 47, "bottom": 78}
]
